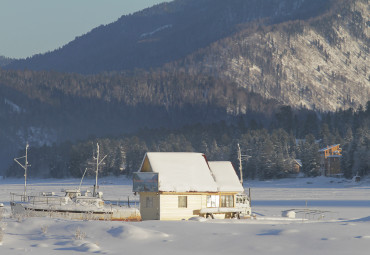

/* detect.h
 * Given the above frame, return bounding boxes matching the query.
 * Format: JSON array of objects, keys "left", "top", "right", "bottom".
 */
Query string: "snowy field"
[{"left": 1, "top": 176, "right": 370, "bottom": 254}]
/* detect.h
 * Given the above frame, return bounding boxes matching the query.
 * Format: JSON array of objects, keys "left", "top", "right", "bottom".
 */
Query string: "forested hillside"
[
  {"left": 6, "top": 102, "right": 370, "bottom": 180},
  {"left": 0, "top": 68, "right": 278, "bottom": 173},
  {"left": 168, "top": 0, "right": 369, "bottom": 111}
]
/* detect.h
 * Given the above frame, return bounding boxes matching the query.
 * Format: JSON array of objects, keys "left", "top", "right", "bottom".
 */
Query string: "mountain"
[
  {"left": 4, "top": 0, "right": 369, "bottom": 112},
  {"left": 170, "top": 0, "right": 370, "bottom": 111},
  {"left": 6, "top": 0, "right": 331, "bottom": 74}
]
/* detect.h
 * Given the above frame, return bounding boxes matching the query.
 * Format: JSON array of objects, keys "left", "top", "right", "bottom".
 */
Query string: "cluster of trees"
[
  {"left": 0, "top": 56, "right": 13, "bottom": 67},
  {"left": 6, "top": 102, "right": 369, "bottom": 180}
]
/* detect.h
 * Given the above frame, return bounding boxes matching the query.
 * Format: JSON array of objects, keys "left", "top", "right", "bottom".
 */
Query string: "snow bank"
[
  {"left": 282, "top": 210, "right": 296, "bottom": 218},
  {"left": 107, "top": 225, "right": 169, "bottom": 240}
]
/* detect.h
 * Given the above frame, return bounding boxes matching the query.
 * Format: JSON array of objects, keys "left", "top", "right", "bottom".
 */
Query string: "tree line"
[{"left": 6, "top": 102, "right": 369, "bottom": 180}]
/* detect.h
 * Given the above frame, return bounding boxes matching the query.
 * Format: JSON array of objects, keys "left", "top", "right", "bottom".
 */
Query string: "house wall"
[
  {"left": 293, "top": 163, "right": 300, "bottom": 173},
  {"left": 325, "top": 157, "right": 342, "bottom": 176},
  {"left": 319, "top": 145, "right": 342, "bottom": 176},
  {"left": 139, "top": 192, "right": 160, "bottom": 220},
  {"left": 159, "top": 192, "right": 239, "bottom": 220},
  {"left": 322, "top": 145, "right": 342, "bottom": 159},
  {"left": 159, "top": 194, "right": 207, "bottom": 221},
  {"left": 140, "top": 157, "right": 152, "bottom": 172}
]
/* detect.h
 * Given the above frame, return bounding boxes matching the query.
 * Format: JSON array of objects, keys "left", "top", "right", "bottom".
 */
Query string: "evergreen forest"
[{"left": 6, "top": 102, "right": 370, "bottom": 180}]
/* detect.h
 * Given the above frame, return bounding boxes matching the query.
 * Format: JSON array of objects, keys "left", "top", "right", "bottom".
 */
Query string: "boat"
[{"left": 10, "top": 143, "right": 141, "bottom": 221}]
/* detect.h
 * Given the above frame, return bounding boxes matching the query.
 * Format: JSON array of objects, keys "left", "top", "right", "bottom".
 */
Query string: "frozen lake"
[{"left": 1, "top": 176, "right": 370, "bottom": 254}]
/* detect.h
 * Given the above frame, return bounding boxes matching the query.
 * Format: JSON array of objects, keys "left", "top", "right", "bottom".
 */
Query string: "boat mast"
[
  {"left": 14, "top": 143, "right": 30, "bottom": 198},
  {"left": 93, "top": 143, "right": 107, "bottom": 197}
]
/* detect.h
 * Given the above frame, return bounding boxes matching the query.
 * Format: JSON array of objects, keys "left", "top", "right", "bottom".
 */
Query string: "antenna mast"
[{"left": 14, "top": 143, "right": 30, "bottom": 198}]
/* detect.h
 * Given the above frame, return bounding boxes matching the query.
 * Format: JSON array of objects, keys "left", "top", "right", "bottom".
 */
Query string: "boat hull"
[{"left": 11, "top": 202, "right": 142, "bottom": 221}]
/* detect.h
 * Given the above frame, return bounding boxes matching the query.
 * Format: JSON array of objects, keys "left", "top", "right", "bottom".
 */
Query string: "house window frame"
[
  {"left": 220, "top": 195, "right": 234, "bottom": 208},
  {"left": 206, "top": 195, "right": 220, "bottom": 208},
  {"left": 178, "top": 196, "right": 187, "bottom": 208}
]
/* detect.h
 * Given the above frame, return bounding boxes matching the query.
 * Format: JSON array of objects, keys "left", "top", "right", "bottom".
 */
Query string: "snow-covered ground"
[{"left": 1, "top": 176, "right": 370, "bottom": 254}]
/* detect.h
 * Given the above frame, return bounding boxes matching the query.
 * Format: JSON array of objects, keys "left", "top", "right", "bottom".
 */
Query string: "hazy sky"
[{"left": 0, "top": 0, "right": 168, "bottom": 59}]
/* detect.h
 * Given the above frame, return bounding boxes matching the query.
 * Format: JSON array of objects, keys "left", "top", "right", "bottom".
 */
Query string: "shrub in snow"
[
  {"left": 0, "top": 223, "right": 5, "bottom": 244},
  {"left": 75, "top": 227, "right": 87, "bottom": 240},
  {"left": 15, "top": 214, "right": 24, "bottom": 223},
  {"left": 41, "top": 225, "right": 48, "bottom": 234},
  {"left": 76, "top": 242, "right": 100, "bottom": 252}
]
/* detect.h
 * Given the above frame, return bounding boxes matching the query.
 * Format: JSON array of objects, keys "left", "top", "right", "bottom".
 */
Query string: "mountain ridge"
[{"left": 5, "top": 0, "right": 331, "bottom": 74}]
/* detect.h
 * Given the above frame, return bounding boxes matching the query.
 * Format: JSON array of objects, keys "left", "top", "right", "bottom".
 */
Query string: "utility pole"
[
  {"left": 237, "top": 143, "right": 243, "bottom": 185},
  {"left": 237, "top": 143, "right": 251, "bottom": 186},
  {"left": 14, "top": 143, "right": 30, "bottom": 199}
]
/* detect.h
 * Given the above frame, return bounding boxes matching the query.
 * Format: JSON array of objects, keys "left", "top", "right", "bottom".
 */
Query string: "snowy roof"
[
  {"left": 139, "top": 153, "right": 244, "bottom": 193},
  {"left": 141, "top": 152, "right": 218, "bottom": 192},
  {"left": 208, "top": 161, "right": 244, "bottom": 192},
  {"left": 319, "top": 144, "right": 340, "bottom": 152},
  {"left": 294, "top": 159, "right": 302, "bottom": 167}
]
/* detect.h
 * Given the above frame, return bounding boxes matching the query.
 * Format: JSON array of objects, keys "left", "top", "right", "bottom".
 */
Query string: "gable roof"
[
  {"left": 139, "top": 152, "right": 244, "bottom": 193},
  {"left": 294, "top": 159, "right": 302, "bottom": 167},
  {"left": 319, "top": 144, "right": 340, "bottom": 152},
  {"left": 141, "top": 152, "right": 218, "bottom": 192},
  {"left": 208, "top": 161, "right": 244, "bottom": 193}
]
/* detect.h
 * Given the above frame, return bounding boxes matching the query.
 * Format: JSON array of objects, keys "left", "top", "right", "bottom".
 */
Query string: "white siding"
[{"left": 159, "top": 194, "right": 207, "bottom": 220}]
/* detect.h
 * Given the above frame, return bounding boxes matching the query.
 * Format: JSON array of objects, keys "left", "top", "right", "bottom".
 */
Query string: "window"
[
  {"left": 178, "top": 196, "right": 187, "bottom": 208},
  {"left": 207, "top": 195, "right": 219, "bottom": 208},
  {"left": 221, "top": 195, "right": 234, "bottom": 208},
  {"left": 145, "top": 196, "right": 153, "bottom": 208}
]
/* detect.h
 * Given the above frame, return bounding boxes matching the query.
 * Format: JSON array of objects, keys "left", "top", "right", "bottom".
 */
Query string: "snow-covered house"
[{"left": 133, "top": 152, "right": 244, "bottom": 220}]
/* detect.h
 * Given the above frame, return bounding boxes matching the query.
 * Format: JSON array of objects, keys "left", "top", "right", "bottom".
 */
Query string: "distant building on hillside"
[
  {"left": 285, "top": 159, "right": 303, "bottom": 178},
  {"left": 319, "top": 144, "right": 342, "bottom": 176},
  {"left": 293, "top": 159, "right": 302, "bottom": 173}
]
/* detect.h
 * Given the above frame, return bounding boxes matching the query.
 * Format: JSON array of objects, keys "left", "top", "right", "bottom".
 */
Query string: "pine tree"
[{"left": 301, "top": 134, "right": 321, "bottom": 176}]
